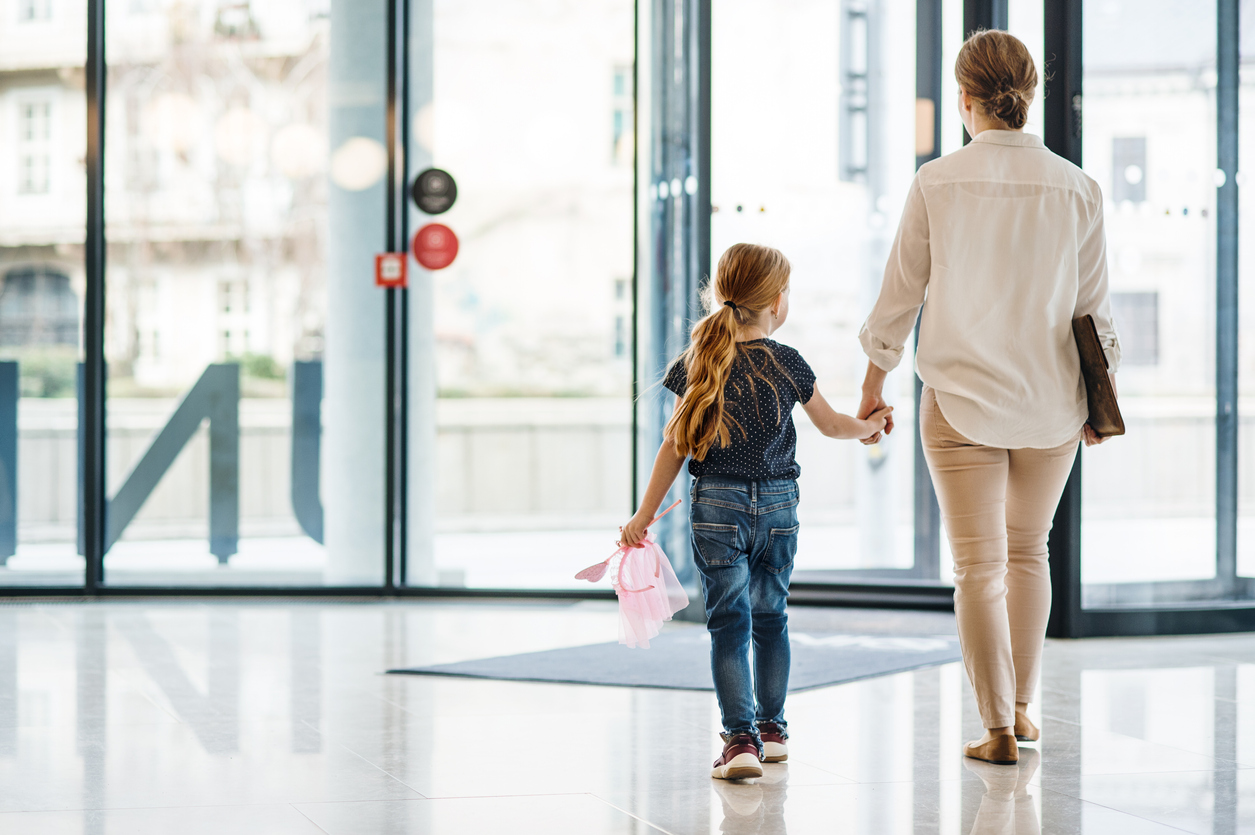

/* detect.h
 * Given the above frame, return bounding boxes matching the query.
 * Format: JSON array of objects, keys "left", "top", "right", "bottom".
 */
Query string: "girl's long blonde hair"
[{"left": 665, "top": 243, "right": 792, "bottom": 462}]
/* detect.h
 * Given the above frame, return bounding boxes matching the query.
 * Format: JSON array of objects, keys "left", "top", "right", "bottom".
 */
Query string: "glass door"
[
  {"left": 404, "top": 0, "right": 636, "bottom": 589},
  {"left": 709, "top": 0, "right": 921, "bottom": 581},
  {"left": 708, "top": 1, "right": 1046, "bottom": 586},
  {"left": 100, "top": 0, "right": 389, "bottom": 587},
  {"left": 0, "top": 0, "right": 87, "bottom": 587},
  {"left": 1237, "top": 0, "right": 1255, "bottom": 586},
  {"left": 1079, "top": 0, "right": 1222, "bottom": 607}
]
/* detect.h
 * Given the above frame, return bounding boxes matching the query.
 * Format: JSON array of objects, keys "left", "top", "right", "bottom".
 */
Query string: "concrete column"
[
  {"left": 406, "top": 0, "right": 437, "bottom": 586},
  {"left": 325, "top": 0, "right": 387, "bottom": 585}
]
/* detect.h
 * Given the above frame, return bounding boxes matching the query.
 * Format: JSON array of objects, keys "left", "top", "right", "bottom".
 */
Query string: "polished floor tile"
[
  {"left": 0, "top": 598, "right": 1250, "bottom": 833},
  {"left": 295, "top": 794, "right": 662, "bottom": 835},
  {"left": 0, "top": 804, "right": 326, "bottom": 835}
]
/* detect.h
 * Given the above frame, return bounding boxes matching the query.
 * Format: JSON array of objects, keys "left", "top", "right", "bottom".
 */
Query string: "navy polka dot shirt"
[{"left": 664, "top": 338, "right": 817, "bottom": 480}]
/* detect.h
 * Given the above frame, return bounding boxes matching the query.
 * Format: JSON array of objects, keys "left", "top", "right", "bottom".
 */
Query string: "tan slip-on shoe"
[
  {"left": 964, "top": 733, "right": 1018, "bottom": 765},
  {"left": 1014, "top": 707, "right": 1040, "bottom": 743}
]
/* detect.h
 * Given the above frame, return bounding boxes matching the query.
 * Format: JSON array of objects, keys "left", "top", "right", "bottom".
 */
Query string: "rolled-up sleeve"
[
  {"left": 1073, "top": 189, "right": 1122, "bottom": 372},
  {"left": 859, "top": 175, "right": 932, "bottom": 372}
]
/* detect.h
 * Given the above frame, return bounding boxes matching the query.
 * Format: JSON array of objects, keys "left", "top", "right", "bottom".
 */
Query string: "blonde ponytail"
[{"left": 665, "top": 243, "right": 791, "bottom": 461}]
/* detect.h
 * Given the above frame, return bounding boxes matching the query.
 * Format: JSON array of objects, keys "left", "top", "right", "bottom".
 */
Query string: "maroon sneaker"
[
  {"left": 711, "top": 733, "right": 763, "bottom": 780},
  {"left": 758, "top": 722, "right": 788, "bottom": 763}
]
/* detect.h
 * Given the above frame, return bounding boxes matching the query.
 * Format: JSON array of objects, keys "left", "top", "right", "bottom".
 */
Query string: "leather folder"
[{"left": 1072, "top": 314, "right": 1125, "bottom": 437}]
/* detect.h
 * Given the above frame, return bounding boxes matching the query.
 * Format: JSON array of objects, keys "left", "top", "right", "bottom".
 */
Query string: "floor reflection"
[
  {"left": 0, "top": 601, "right": 1250, "bottom": 833},
  {"left": 713, "top": 764, "right": 789, "bottom": 834},
  {"left": 965, "top": 750, "right": 1040, "bottom": 835}
]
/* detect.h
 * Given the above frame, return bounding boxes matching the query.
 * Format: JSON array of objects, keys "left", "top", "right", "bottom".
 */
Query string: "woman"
[{"left": 857, "top": 30, "right": 1120, "bottom": 765}]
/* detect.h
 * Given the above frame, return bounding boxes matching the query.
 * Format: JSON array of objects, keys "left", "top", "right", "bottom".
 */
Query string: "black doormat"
[{"left": 387, "top": 628, "right": 961, "bottom": 692}]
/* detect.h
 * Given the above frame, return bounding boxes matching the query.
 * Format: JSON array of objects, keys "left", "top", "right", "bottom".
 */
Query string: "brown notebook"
[{"left": 1072, "top": 314, "right": 1125, "bottom": 437}]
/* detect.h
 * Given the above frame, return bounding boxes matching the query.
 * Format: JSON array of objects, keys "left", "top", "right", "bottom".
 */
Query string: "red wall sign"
[
  {"left": 412, "top": 223, "right": 459, "bottom": 270},
  {"left": 375, "top": 252, "right": 408, "bottom": 288}
]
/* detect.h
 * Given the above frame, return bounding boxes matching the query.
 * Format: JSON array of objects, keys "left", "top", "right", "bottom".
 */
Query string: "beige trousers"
[{"left": 920, "top": 387, "right": 1080, "bottom": 729}]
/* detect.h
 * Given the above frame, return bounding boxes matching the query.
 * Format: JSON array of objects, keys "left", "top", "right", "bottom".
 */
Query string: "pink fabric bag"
[
  {"left": 608, "top": 535, "right": 689, "bottom": 648},
  {"left": 575, "top": 500, "right": 690, "bottom": 649}
]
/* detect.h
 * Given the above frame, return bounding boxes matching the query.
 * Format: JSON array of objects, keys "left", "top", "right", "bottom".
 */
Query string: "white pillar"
[{"left": 324, "top": 0, "right": 387, "bottom": 585}]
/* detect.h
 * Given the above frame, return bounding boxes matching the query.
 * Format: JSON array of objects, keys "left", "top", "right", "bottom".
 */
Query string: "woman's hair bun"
[
  {"left": 991, "top": 89, "right": 1028, "bottom": 129},
  {"left": 955, "top": 30, "right": 1036, "bottom": 130}
]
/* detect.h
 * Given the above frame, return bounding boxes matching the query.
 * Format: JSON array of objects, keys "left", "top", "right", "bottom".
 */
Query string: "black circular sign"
[{"left": 411, "top": 168, "right": 457, "bottom": 215}]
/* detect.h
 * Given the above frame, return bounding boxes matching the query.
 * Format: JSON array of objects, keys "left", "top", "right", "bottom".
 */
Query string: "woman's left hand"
[
  {"left": 857, "top": 391, "right": 893, "bottom": 445},
  {"left": 857, "top": 362, "right": 893, "bottom": 446},
  {"left": 1082, "top": 423, "right": 1107, "bottom": 447}
]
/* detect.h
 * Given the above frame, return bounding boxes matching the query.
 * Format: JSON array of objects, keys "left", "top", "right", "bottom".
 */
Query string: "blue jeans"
[{"left": 690, "top": 475, "right": 798, "bottom": 743}]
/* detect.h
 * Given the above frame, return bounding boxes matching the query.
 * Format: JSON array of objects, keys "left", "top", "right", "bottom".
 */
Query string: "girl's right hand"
[
  {"left": 619, "top": 511, "right": 651, "bottom": 549},
  {"left": 862, "top": 406, "right": 894, "bottom": 441}
]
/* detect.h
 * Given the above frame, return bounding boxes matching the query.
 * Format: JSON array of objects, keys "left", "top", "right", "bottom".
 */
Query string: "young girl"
[{"left": 619, "top": 243, "right": 893, "bottom": 780}]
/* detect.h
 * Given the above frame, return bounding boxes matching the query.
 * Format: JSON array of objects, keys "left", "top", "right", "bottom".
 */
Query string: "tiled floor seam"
[
  {"left": 314, "top": 723, "right": 432, "bottom": 800},
  {"left": 408, "top": 791, "right": 619, "bottom": 801},
  {"left": 1036, "top": 784, "right": 1204, "bottom": 835},
  {"left": 1028, "top": 719, "right": 1255, "bottom": 769},
  {"left": 590, "top": 794, "right": 680, "bottom": 835},
  {"left": 0, "top": 801, "right": 347, "bottom": 817},
  {"left": 287, "top": 803, "right": 334, "bottom": 835}
]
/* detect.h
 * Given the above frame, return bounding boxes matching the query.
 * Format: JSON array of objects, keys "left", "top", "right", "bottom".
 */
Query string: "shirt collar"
[{"left": 969, "top": 130, "right": 1045, "bottom": 148}]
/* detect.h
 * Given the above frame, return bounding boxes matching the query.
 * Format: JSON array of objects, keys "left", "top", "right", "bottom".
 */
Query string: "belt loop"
[{"left": 751, "top": 481, "right": 757, "bottom": 504}]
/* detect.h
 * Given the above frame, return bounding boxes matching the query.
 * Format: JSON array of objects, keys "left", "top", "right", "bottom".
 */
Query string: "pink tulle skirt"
[{"left": 610, "top": 535, "right": 689, "bottom": 649}]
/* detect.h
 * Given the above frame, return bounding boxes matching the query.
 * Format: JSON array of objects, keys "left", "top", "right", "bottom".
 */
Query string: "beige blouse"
[{"left": 859, "top": 130, "right": 1122, "bottom": 449}]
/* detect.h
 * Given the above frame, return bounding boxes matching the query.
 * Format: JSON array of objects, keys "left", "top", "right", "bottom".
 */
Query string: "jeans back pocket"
[
  {"left": 764, "top": 523, "right": 800, "bottom": 574},
  {"left": 691, "top": 522, "right": 743, "bottom": 566}
]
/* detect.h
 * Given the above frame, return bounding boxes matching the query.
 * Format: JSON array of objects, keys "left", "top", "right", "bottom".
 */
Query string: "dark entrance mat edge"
[{"left": 386, "top": 629, "right": 962, "bottom": 693}]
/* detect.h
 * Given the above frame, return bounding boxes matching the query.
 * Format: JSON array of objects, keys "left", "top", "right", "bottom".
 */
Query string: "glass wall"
[
  {"left": 0, "top": 0, "right": 86, "bottom": 586},
  {"left": 101, "top": 0, "right": 387, "bottom": 586},
  {"left": 407, "top": 0, "right": 635, "bottom": 589},
  {"left": 1239, "top": 0, "right": 1255, "bottom": 579},
  {"left": 10, "top": 0, "right": 1255, "bottom": 614},
  {"left": 711, "top": 0, "right": 918, "bottom": 576},
  {"left": 1008, "top": 0, "right": 1045, "bottom": 137},
  {"left": 1080, "top": 0, "right": 1219, "bottom": 600}
]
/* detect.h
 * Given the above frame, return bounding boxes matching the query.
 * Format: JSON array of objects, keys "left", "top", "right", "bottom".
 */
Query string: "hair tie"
[{"left": 723, "top": 300, "right": 739, "bottom": 311}]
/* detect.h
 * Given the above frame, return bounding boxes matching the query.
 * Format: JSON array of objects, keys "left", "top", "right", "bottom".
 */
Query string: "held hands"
[
  {"left": 861, "top": 406, "right": 894, "bottom": 442},
  {"left": 857, "top": 390, "right": 895, "bottom": 445}
]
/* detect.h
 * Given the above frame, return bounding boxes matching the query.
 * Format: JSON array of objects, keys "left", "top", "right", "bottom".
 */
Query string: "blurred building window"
[
  {"left": 214, "top": 3, "right": 258, "bottom": 39},
  {"left": 18, "top": 101, "right": 51, "bottom": 195},
  {"left": 1112, "top": 136, "right": 1147, "bottom": 204},
  {"left": 0, "top": 266, "right": 78, "bottom": 347},
  {"left": 612, "top": 65, "right": 632, "bottom": 165},
  {"left": 18, "top": 0, "right": 52, "bottom": 22},
  {"left": 1111, "top": 291, "right": 1159, "bottom": 366},
  {"left": 613, "top": 277, "right": 629, "bottom": 357},
  {"left": 838, "top": 5, "right": 870, "bottom": 183}
]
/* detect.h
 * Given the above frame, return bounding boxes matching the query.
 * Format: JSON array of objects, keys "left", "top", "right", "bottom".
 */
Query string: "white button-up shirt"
[{"left": 859, "top": 129, "right": 1122, "bottom": 449}]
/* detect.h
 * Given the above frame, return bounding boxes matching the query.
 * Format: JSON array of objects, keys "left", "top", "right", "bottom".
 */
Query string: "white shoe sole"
[
  {"left": 711, "top": 751, "right": 763, "bottom": 780},
  {"left": 763, "top": 740, "right": 788, "bottom": 762}
]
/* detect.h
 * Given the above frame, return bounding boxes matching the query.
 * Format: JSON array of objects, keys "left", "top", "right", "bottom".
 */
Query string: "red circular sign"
[{"left": 412, "top": 223, "right": 459, "bottom": 270}]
